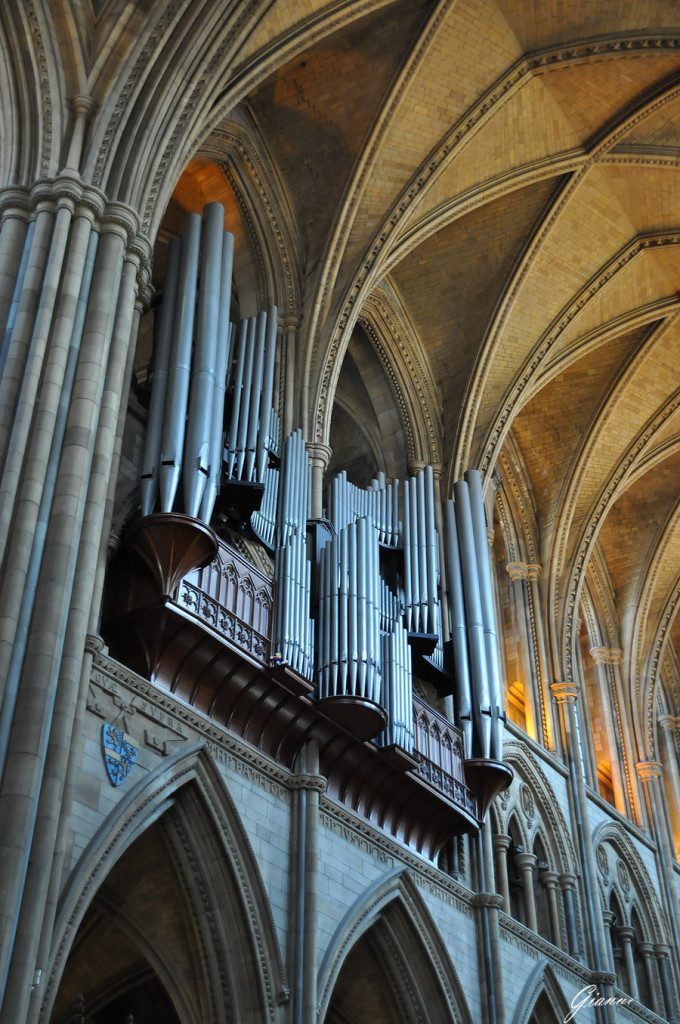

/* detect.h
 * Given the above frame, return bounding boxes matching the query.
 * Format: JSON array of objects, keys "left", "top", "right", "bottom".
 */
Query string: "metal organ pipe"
[
  {"left": 140, "top": 236, "right": 181, "bottom": 517},
  {"left": 159, "top": 211, "right": 201, "bottom": 512},
  {"left": 257, "top": 306, "right": 278, "bottom": 482},
  {"left": 445, "top": 498, "right": 473, "bottom": 757},
  {"left": 184, "top": 202, "right": 223, "bottom": 517},
  {"left": 464, "top": 469, "right": 505, "bottom": 760},
  {"left": 453, "top": 480, "right": 492, "bottom": 759},
  {"left": 199, "top": 231, "right": 234, "bottom": 523}
]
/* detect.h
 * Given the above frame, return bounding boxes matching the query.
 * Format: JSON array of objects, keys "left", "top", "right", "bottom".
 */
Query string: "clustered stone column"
[
  {"left": 589, "top": 646, "right": 638, "bottom": 821},
  {"left": 551, "top": 681, "right": 616, "bottom": 1023},
  {"left": 514, "top": 850, "right": 538, "bottom": 932},
  {"left": 505, "top": 562, "right": 555, "bottom": 750},
  {"left": 616, "top": 926, "right": 639, "bottom": 1001},
  {"left": 636, "top": 760, "right": 680, "bottom": 992},
  {"left": 0, "top": 137, "right": 150, "bottom": 1024},
  {"left": 540, "top": 869, "right": 562, "bottom": 949},
  {"left": 492, "top": 832, "right": 512, "bottom": 914},
  {"left": 289, "top": 742, "right": 326, "bottom": 1024}
]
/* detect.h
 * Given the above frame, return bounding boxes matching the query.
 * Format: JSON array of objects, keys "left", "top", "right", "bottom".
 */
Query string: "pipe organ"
[{"left": 110, "top": 202, "right": 511, "bottom": 849}]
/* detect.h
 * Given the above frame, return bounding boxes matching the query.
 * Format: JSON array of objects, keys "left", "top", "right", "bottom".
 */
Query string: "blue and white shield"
[{"left": 101, "top": 723, "right": 138, "bottom": 787}]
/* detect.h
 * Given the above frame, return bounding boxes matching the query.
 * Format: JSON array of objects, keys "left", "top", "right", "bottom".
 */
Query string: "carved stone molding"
[
  {"left": 507, "top": 562, "right": 542, "bottom": 582},
  {"left": 590, "top": 647, "right": 623, "bottom": 666}
]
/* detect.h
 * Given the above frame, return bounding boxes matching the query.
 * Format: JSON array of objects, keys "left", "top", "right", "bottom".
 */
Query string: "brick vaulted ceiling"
[{"left": 36, "top": 0, "right": 680, "bottom": 736}]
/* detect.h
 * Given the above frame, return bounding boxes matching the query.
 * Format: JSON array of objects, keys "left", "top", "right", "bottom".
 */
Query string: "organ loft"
[{"left": 0, "top": 3, "right": 678, "bottom": 1024}]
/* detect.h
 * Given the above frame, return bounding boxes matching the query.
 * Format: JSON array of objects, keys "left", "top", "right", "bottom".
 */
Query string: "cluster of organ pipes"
[
  {"left": 139, "top": 201, "right": 505, "bottom": 766},
  {"left": 140, "top": 201, "right": 279, "bottom": 525}
]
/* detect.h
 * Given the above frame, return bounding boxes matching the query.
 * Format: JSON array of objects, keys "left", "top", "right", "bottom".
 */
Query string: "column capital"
[
  {"left": 590, "top": 646, "right": 623, "bottom": 666},
  {"left": 492, "top": 832, "right": 512, "bottom": 852},
  {"left": 636, "top": 760, "right": 663, "bottom": 783},
  {"left": 637, "top": 941, "right": 655, "bottom": 957},
  {"left": 602, "top": 909, "right": 615, "bottom": 927},
  {"left": 282, "top": 313, "right": 301, "bottom": 331},
  {"left": 540, "top": 869, "right": 559, "bottom": 888},
  {"left": 84, "top": 634, "right": 106, "bottom": 657},
  {"left": 591, "top": 971, "right": 617, "bottom": 987},
  {"left": 653, "top": 943, "right": 671, "bottom": 959},
  {"left": 506, "top": 561, "right": 542, "bottom": 581},
  {"left": 515, "top": 851, "right": 537, "bottom": 871},
  {"left": 472, "top": 892, "right": 504, "bottom": 910},
  {"left": 550, "top": 681, "right": 579, "bottom": 704},
  {"left": 289, "top": 773, "right": 327, "bottom": 794},
  {"left": 305, "top": 442, "right": 332, "bottom": 465},
  {"left": 658, "top": 715, "right": 680, "bottom": 733},
  {"left": 559, "top": 872, "right": 577, "bottom": 890},
  {"left": 70, "top": 92, "right": 97, "bottom": 120},
  {"left": 616, "top": 925, "right": 635, "bottom": 943}
]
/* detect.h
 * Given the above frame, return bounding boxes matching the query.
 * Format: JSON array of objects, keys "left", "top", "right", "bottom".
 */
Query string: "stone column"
[
  {"left": 559, "top": 873, "right": 580, "bottom": 957},
  {"left": 658, "top": 715, "right": 680, "bottom": 857},
  {"left": 655, "top": 944, "right": 680, "bottom": 1024},
  {"left": 0, "top": 191, "right": 31, "bottom": 341},
  {"left": 637, "top": 942, "right": 662, "bottom": 1016},
  {"left": 306, "top": 442, "right": 332, "bottom": 521},
  {"left": 552, "top": 682, "right": 615, "bottom": 1023},
  {"left": 601, "top": 910, "right": 616, "bottom": 974},
  {"left": 515, "top": 851, "right": 538, "bottom": 931},
  {"left": 616, "top": 927, "right": 639, "bottom": 1001},
  {"left": 492, "top": 833, "right": 512, "bottom": 914},
  {"left": 289, "top": 743, "right": 326, "bottom": 1024},
  {"left": 505, "top": 562, "right": 540, "bottom": 740},
  {"left": 636, "top": 761, "right": 680, "bottom": 984},
  {"left": 0, "top": 200, "right": 142, "bottom": 1016},
  {"left": 526, "top": 564, "right": 556, "bottom": 750},
  {"left": 589, "top": 647, "right": 636, "bottom": 820},
  {"left": 282, "top": 315, "right": 299, "bottom": 438},
  {"left": 541, "top": 870, "right": 562, "bottom": 949}
]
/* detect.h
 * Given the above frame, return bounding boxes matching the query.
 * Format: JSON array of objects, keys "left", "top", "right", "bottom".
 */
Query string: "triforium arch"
[
  {"left": 317, "top": 869, "right": 473, "bottom": 1024},
  {"left": 511, "top": 960, "right": 572, "bottom": 1024},
  {"left": 592, "top": 823, "right": 666, "bottom": 942},
  {"left": 42, "top": 744, "right": 286, "bottom": 1024}
]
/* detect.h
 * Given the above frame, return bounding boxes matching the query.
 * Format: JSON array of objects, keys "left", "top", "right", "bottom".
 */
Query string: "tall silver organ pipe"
[
  {"left": 223, "top": 307, "right": 279, "bottom": 485},
  {"left": 140, "top": 204, "right": 236, "bottom": 523},
  {"left": 464, "top": 470, "right": 505, "bottom": 760},
  {"left": 327, "top": 471, "right": 401, "bottom": 547},
  {"left": 444, "top": 499, "right": 473, "bottom": 757},
  {"left": 377, "top": 620, "right": 413, "bottom": 751},
  {"left": 403, "top": 466, "right": 440, "bottom": 637},
  {"left": 184, "top": 202, "right": 224, "bottom": 517},
  {"left": 140, "top": 236, "right": 181, "bottom": 517},
  {"left": 273, "top": 430, "right": 314, "bottom": 678},
  {"left": 251, "top": 464, "right": 279, "bottom": 550},
  {"left": 159, "top": 212, "right": 201, "bottom": 512},
  {"left": 452, "top": 480, "right": 492, "bottom": 759},
  {"left": 316, "top": 518, "right": 381, "bottom": 706}
]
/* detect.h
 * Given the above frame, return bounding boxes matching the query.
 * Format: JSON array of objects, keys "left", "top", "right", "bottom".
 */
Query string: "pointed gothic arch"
[
  {"left": 317, "top": 868, "right": 473, "bottom": 1024},
  {"left": 42, "top": 743, "right": 287, "bottom": 1024},
  {"left": 512, "top": 960, "right": 572, "bottom": 1024}
]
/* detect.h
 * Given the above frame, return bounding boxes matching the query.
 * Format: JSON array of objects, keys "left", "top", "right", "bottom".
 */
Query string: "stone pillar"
[
  {"left": 0, "top": 196, "right": 145, "bottom": 1018},
  {"left": 636, "top": 761, "right": 680, "bottom": 984},
  {"left": 515, "top": 851, "right": 538, "bottom": 931},
  {"left": 589, "top": 647, "right": 637, "bottom": 820},
  {"left": 616, "top": 927, "right": 639, "bottom": 1001},
  {"left": 637, "top": 942, "right": 662, "bottom": 1016},
  {"left": 492, "top": 833, "right": 512, "bottom": 914},
  {"left": 0, "top": 191, "right": 31, "bottom": 342},
  {"left": 560, "top": 874, "right": 580, "bottom": 957},
  {"left": 505, "top": 562, "right": 540, "bottom": 740},
  {"left": 306, "top": 442, "right": 332, "bottom": 521},
  {"left": 290, "top": 744, "right": 326, "bottom": 1024},
  {"left": 655, "top": 944, "right": 680, "bottom": 1024},
  {"left": 541, "top": 869, "right": 562, "bottom": 949},
  {"left": 658, "top": 715, "right": 680, "bottom": 857},
  {"left": 552, "top": 682, "right": 615, "bottom": 1023},
  {"left": 282, "top": 315, "right": 299, "bottom": 438}
]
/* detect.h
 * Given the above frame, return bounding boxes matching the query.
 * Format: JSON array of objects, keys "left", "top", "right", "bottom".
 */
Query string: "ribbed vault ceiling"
[{"left": 17, "top": 0, "right": 680, "bottom": 743}]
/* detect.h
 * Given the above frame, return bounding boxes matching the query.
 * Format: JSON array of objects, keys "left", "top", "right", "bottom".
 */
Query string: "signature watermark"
[{"left": 564, "top": 985, "right": 634, "bottom": 1022}]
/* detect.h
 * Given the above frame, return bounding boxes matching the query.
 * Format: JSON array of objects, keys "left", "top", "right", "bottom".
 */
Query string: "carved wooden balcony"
[{"left": 103, "top": 531, "right": 481, "bottom": 856}]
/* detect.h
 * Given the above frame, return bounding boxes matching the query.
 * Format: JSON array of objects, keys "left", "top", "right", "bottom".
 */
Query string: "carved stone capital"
[
  {"left": 590, "top": 646, "right": 623, "bottom": 666},
  {"left": 472, "top": 892, "right": 504, "bottom": 910},
  {"left": 289, "top": 773, "right": 327, "bottom": 794},
  {"left": 636, "top": 760, "right": 662, "bottom": 783},
  {"left": 550, "top": 681, "right": 579, "bottom": 704},
  {"left": 84, "top": 634, "right": 106, "bottom": 656},
  {"left": 71, "top": 92, "right": 97, "bottom": 120},
  {"left": 305, "top": 442, "right": 332, "bottom": 472},
  {"left": 658, "top": 715, "right": 680, "bottom": 733},
  {"left": 493, "top": 832, "right": 512, "bottom": 852},
  {"left": 558, "top": 872, "right": 577, "bottom": 891}
]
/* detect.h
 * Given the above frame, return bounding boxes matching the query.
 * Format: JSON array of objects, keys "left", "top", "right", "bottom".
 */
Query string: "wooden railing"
[
  {"left": 412, "top": 694, "right": 476, "bottom": 816},
  {"left": 175, "top": 539, "right": 273, "bottom": 666},
  {"left": 172, "top": 541, "right": 476, "bottom": 818}
]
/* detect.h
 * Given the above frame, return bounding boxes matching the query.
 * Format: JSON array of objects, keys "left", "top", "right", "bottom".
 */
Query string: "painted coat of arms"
[{"left": 101, "top": 723, "right": 138, "bottom": 786}]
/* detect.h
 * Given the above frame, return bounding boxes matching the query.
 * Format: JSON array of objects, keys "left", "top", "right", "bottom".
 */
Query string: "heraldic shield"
[{"left": 101, "top": 723, "right": 138, "bottom": 786}]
